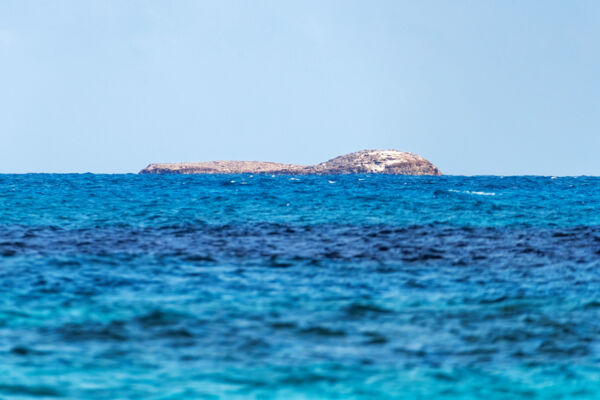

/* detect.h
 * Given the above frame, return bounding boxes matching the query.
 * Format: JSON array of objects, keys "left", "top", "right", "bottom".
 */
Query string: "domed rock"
[{"left": 307, "top": 150, "right": 441, "bottom": 175}]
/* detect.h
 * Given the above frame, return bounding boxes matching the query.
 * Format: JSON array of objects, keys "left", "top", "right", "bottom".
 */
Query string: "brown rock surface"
[{"left": 139, "top": 150, "right": 442, "bottom": 175}]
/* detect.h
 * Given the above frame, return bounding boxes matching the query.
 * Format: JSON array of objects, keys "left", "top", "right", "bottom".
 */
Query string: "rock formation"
[{"left": 139, "top": 150, "right": 442, "bottom": 175}]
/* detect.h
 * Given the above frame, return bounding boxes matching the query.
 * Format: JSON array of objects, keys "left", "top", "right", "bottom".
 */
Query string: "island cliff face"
[{"left": 139, "top": 150, "right": 442, "bottom": 176}]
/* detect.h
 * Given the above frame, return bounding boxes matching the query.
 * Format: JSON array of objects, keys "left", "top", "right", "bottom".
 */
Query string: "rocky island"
[{"left": 139, "top": 150, "right": 442, "bottom": 175}]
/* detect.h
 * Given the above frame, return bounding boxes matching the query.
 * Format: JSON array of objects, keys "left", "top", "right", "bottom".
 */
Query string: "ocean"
[{"left": 0, "top": 174, "right": 599, "bottom": 399}]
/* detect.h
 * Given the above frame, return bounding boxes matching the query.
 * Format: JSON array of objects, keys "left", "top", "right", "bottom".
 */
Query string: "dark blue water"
[{"left": 1, "top": 174, "right": 599, "bottom": 399}]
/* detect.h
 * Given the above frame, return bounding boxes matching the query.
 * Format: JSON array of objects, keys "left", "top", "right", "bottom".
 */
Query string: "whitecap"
[
  {"left": 470, "top": 191, "right": 496, "bottom": 196},
  {"left": 448, "top": 189, "right": 496, "bottom": 196}
]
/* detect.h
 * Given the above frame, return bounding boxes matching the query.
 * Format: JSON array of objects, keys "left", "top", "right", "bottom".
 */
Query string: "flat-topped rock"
[{"left": 139, "top": 150, "right": 442, "bottom": 175}]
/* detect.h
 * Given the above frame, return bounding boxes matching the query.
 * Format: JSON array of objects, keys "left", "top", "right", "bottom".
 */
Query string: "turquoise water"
[{"left": 0, "top": 174, "right": 599, "bottom": 399}]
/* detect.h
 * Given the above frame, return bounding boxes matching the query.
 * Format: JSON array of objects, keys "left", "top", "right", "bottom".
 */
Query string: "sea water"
[{"left": 0, "top": 174, "right": 599, "bottom": 399}]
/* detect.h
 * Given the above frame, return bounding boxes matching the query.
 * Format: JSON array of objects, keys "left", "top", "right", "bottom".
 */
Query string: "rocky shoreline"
[{"left": 139, "top": 150, "right": 442, "bottom": 175}]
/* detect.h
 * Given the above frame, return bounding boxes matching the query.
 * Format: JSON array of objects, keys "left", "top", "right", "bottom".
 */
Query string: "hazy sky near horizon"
[{"left": 1, "top": 1, "right": 599, "bottom": 175}]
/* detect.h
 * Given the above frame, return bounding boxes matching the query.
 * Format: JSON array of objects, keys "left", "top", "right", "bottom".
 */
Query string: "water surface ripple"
[{"left": 0, "top": 175, "right": 599, "bottom": 399}]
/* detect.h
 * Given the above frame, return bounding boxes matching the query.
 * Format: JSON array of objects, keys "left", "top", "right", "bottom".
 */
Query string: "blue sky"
[{"left": 1, "top": 1, "right": 599, "bottom": 175}]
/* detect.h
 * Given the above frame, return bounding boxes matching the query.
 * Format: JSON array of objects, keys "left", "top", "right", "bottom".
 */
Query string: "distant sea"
[{"left": 1, "top": 174, "right": 599, "bottom": 399}]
